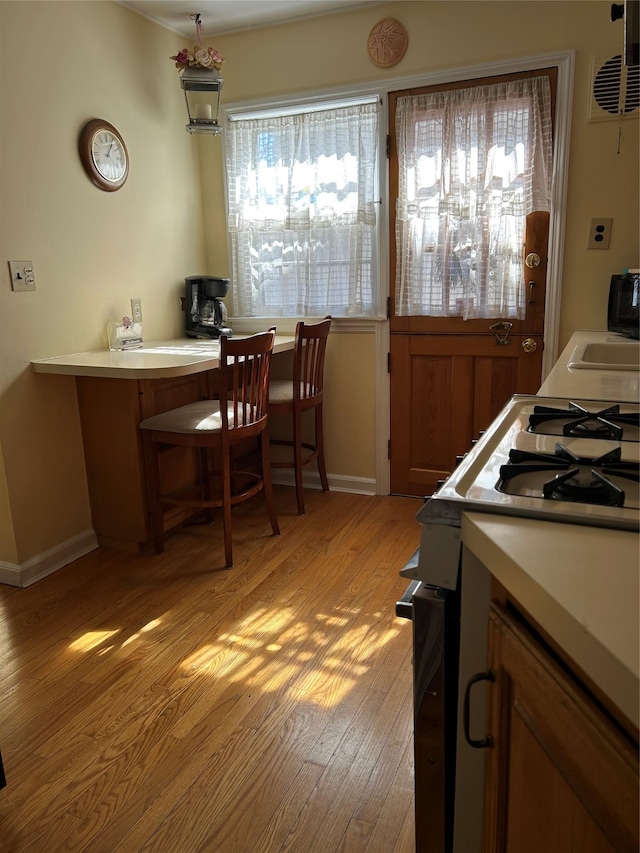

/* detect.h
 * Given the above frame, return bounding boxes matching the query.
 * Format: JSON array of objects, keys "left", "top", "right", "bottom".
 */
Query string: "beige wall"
[
  {"left": 0, "top": 0, "right": 638, "bottom": 566},
  {"left": 0, "top": 1, "right": 206, "bottom": 563}
]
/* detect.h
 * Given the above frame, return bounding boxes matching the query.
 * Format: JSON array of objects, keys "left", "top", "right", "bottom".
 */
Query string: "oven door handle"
[{"left": 463, "top": 669, "right": 495, "bottom": 749}]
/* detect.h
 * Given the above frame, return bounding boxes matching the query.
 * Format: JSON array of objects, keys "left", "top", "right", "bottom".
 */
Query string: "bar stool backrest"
[
  {"left": 293, "top": 317, "right": 332, "bottom": 405},
  {"left": 219, "top": 330, "right": 275, "bottom": 429}
]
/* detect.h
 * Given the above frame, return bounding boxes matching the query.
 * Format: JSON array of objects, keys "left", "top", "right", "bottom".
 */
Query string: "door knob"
[
  {"left": 522, "top": 338, "right": 537, "bottom": 353},
  {"left": 525, "top": 252, "right": 541, "bottom": 268}
]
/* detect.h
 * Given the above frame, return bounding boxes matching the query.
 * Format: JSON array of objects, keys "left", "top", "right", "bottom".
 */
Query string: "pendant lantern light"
[{"left": 170, "top": 14, "right": 224, "bottom": 135}]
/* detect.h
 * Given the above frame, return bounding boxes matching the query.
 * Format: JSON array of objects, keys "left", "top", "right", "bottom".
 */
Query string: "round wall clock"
[
  {"left": 367, "top": 18, "right": 409, "bottom": 68},
  {"left": 79, "top": 119, "right": 129, "bottom": 192}
]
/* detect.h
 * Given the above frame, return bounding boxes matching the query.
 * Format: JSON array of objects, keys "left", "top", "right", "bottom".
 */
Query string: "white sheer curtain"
[
  {"left": 226, "top": 101, "right": 379, "bottom": 317},
  {"left": 395, "top": 77, "right": 553, "bottom": 320}
]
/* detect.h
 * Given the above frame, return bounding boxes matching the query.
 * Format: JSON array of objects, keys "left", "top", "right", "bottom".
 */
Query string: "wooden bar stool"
[
  {"left": 268, "top": 317, "right": 331, "bottom": 515},
  {"left": 140, "top": 331, "right": 279, "bottom": 568}
]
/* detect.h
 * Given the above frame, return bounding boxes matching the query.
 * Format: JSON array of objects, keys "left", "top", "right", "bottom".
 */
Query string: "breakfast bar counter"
[
  {"left": 31, "top": 335, "right": 296, "bottom": 551},
  {"left": 31, "top": 335, "right": 296, "bottom": 380}
]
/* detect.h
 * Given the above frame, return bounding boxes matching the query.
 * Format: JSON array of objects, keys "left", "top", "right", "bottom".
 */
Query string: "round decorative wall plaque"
[{"left": 367, "top": 18, "right": 408, "bottom": 68}]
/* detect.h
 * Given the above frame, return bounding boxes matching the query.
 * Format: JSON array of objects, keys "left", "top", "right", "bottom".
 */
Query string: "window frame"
[
  {"left": 221, "top": 88, "right": 390, "bottom": 328},
  {"left": 224, "top": 94, "right": 382, "bottom": 321}
]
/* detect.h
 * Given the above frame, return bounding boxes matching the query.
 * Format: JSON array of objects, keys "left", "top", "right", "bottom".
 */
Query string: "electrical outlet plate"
[
  {"left": 588, "top": 218, "right": 612, "bottom": 250},
  {"left": 131, "top": 298, "right": 142, "bottom": 323},
  {"left": 8, "top": 260, "right": 36, "bottom": 291}
]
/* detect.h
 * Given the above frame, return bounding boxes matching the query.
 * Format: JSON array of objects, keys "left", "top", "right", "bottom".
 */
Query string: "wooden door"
[
  {"left": 390, "top": 331, "right": 543, "bottom": 496},
  {"left": 389, "top": 70, "right": 555, "bottom": 496},
  {"left": 483, "top": 603, "right": 639, "bottom": 853}
]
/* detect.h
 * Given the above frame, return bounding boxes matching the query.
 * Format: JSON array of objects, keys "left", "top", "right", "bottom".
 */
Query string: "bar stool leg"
[
  {"left": 293, "top": 409, "right": 305, "bottom": 514},
  {"left": 202, "top": 447, "right": 216, "bottom": 525},
  {"left": 315, "top": 402, "right": 329, "bottom": 492},
  {"left": 221, "top": 443, "right": 234, "bottom": 568},
  {"left": 261, "top": 429, "right": 280, "bottom": 536},
  {"left": 144, "top": 436, "right": 165, "bottom": 554}
]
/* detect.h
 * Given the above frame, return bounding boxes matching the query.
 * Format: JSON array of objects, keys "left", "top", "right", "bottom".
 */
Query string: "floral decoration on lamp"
[
  {"left": 170, "top": 13, "right": 224, "bottom": 72},
  {"left": 170, "top": 45, "right": 224, "bottom": 72}
]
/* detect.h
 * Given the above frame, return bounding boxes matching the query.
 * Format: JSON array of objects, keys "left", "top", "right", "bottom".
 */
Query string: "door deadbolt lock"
[
  {"left": 522, "top": 338, "right": 537, "bottom": 353},
  {"left": 525, "top": 252, "right": 541, "bottom": 268}
]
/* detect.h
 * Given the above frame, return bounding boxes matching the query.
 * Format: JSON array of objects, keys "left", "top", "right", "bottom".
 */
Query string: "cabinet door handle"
[{"left": 463, "top": 669, "right": 495, "bottom": 749}]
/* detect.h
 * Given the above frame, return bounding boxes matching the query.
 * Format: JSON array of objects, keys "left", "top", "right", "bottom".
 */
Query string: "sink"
[{"left": 568, "top": 340, "right": 640, "bottom": 371}]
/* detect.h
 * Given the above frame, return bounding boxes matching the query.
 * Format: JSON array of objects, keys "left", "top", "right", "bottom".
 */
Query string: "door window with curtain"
[
  {"left": 225, "top": 99, "right": 379, "bottom": 318},
  {"left": 395, "top": 76, "right": 553, "bottom": 321}
]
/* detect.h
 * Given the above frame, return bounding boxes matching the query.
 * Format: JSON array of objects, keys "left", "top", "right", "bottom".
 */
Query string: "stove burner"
[
  {"left": 498, "top": 444, "right": 639, "bottom": 508},
  {"left": 542, "top": 468, "right": 625, "bottom": 506},
  {"left": 528, "top": 402, "right": 639, "bottom": 440}
]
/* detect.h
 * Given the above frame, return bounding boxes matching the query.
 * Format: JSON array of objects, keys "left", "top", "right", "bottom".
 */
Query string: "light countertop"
[
  {"left": 462, "top": 512, "right": 639, "bottom": 730},
  {"left": 539, "top": 330, "right": 639, "bottom": 403},
  {"left": 31, "top": 335, "right": 296, "bottom": 380}
]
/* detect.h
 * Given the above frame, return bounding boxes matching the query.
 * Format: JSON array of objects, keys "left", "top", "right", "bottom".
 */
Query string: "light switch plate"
[
  {"left": 8, "top": 260, "right": 36, "bottom": 291},
  {"left": 131, "top": 298, "right": 142, "bottom": 323}
]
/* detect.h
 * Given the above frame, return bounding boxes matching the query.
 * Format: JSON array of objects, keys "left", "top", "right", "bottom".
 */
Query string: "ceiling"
[{"left": 118, "top": 0, "right": 388, "bottom": 38}]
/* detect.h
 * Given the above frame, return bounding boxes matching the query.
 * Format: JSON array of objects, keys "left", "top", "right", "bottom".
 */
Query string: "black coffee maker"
[{"left": 185, "top": 276, "right": 233, "bottom": 339}]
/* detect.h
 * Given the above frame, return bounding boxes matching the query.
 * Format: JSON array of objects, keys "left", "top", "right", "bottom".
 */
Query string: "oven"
[
  {"left": 398, "top": 394, "right": 640, "bottom": 853},
  {"left": 396, "top": 566, "right": 461, "bottom": 852}
]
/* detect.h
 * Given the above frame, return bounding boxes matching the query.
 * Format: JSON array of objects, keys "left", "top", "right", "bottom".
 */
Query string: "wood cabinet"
[
  {"left": 76, "top": 371, "right": 215, "bottom": 551},
  {"left": 482, "top": 601, "right": 639, "bottom": 853}
]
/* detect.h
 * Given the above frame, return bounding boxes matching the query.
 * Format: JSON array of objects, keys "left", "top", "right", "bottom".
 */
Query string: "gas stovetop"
[{"left": 417, "top": 395, "right": 640, "bottom": 533}]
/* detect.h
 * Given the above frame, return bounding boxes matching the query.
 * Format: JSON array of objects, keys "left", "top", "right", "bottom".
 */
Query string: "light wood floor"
[{"left": 0, "top": 487, "right": 421, "bottom": 852}]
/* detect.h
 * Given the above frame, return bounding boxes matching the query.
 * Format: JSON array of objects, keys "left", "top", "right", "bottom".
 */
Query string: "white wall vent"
[{"left": 588, "top": 54, "right": 639, "bottom": 122}]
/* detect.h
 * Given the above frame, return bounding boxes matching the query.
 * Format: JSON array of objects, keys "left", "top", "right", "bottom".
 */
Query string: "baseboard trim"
[
  {"left": 0, "top": 529, "right": 98, "bottom": 588},
  {"left": 0, "top": 477, "right": 378, "bottom": 588},
  {"left": 272, "top": 470, "right": 377, "bottom": 496}
]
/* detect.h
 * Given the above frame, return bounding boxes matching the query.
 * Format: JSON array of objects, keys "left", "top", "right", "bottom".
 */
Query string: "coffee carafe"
[{"left": 185, "top": 276, "right": 233, "bottom": 339}]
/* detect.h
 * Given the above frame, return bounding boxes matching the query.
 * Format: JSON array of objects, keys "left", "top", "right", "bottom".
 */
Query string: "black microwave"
[{"left": 608, "top": 273, "right": 640, "bottom": 339}]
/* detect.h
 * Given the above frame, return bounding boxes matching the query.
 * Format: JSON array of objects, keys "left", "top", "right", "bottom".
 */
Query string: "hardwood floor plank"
[
  {"left": 341, "top": 817, "right": 376, "bottom": 851},
  {"left": 394, "top": 733, "right": 415, "bottom": 793},
  {"left": 275, "top": 686, "right": 391, "bottom": 850},
  {"left": 251, "top": 760, "right": 326, "bottom": 853},
  {"left": 195, "top": 707, "right": 331, "bottom": 852},
  {"left": 0, "top": 490, "right": 419, "bottom": 852},
  {"left": 353, "top": 662, "right": 415, "bottom": 825},
  {"left": 392, "top": 802, "right": 416, "bottom": 853},
  {"left": 78, "top": 698, "right": 252, "bottom": 851},
  {"left": 287, "top": 674, "right": 413, "bottom": 852},
  {"left": 363, "top": 781, "right": 414, "bottom": 852}
]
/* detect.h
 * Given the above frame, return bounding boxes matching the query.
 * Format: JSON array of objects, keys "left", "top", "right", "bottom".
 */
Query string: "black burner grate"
[
  {"left": 528, "top": 402, "right": 639, "bottom": 440},
  {"left": 498, "top": 444, "right": 639, "bottom": 507}
]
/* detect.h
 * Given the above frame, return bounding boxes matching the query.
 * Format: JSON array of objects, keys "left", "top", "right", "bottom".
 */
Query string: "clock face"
[
  {"left": 79, "top": 119, "right": 129, "bottom": 191},
  {"left": 91, "top": 129, "right": 127, "bottom": 183}
]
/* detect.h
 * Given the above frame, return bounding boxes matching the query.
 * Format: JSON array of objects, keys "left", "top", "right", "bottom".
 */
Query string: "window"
[
  {"left": 225, "top": 99, "right": 380, "bottom": 318},
  {"left": 395, "top": 76, "right": 553, "bottom": 320}
]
